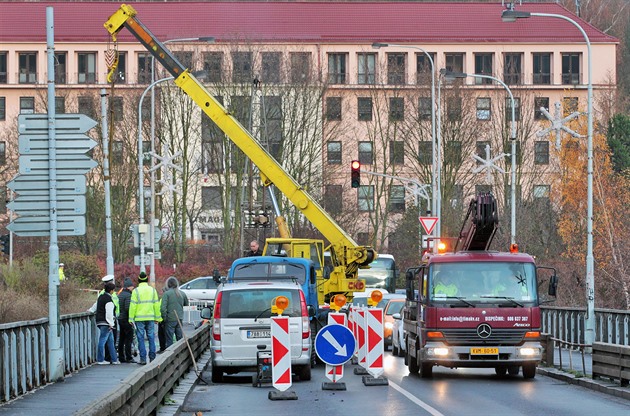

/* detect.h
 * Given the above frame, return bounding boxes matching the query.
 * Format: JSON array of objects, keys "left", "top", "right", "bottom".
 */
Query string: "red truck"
[{"left": 403, "top": 193, "right": 557, "bottom": 379}]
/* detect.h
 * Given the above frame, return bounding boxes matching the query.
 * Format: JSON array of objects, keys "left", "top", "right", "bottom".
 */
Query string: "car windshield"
[
  {"left": 222, "top": 289, "right": 301, "bottom": 318},
  {"left": 385, "top": 301, "right": 404, "bottom": 315}
]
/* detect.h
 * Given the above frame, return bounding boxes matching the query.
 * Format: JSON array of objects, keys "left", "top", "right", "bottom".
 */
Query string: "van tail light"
[
  {"left": 212, "top": 291, "right": 222, "bottom": 341},
  {"left": 300, "top": 290, "right": 310, "bottom": 339}
]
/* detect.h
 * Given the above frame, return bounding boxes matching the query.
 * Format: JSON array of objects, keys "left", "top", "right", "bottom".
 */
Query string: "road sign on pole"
[
  {"left": 7, "top": 215, "right": 86, "bottom": 237},
  {"left": 18, "top": 113, "right": 98, "bottom": 133},
  {"left": 325, "top": 313, "right": 348, "bottom": 383},
  {"left": 7, "top": 174, "right": 86, "bottom": 195},
  {"left": 19, "top": 154, "right": 98, "bottom": 174},
  {"left": 19, "top": 133, "right": 98, "bottom": 155},
  {"left": 419, "top": 216, "right": 439, "bottom": 235},
  {"left": 8, "top": 195, "right": 86, "bottom": 216}
]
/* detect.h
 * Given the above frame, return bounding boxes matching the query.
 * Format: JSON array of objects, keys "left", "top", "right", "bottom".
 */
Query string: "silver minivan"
[{"left": 210, "top": 281, "right": 312, "bottom": 383}]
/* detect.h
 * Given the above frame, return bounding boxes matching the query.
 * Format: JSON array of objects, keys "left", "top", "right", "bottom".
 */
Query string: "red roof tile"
[{"left": 0, "top": 1, "right": 618, "bottom": 44}]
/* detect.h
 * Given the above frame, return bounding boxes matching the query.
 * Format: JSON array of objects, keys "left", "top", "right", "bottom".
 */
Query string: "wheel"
[
  {"left": 522, "top": 363, "right": 536, "bottom": 379},
  {"left": 297, "top": 364, "right": 312, "bottom": 381},
  {"left": 392, "top": 342, "right": 399, "bottom": 357},
  {"left": 495, "top": 366, "right": 507, "bottom": 376},
  {"left": 508, "top": 366, "right": 520, "bottom": 376},
  {"left": 252, "top": 373, "right": 259, "bottom": 387},
  {"left": 407, "top": 343, "right": 419, "bottom": 374},
  {"left": 419, "top": 360, "right": 433, "bottom": 378},
  {"left": 211, "top": 365, "right": 223, "bottom": 383}
]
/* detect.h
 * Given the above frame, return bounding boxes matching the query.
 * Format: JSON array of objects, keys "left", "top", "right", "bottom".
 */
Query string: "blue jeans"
[
  {"left": 97, "top": 325, "right": 118, "bottom": 363},
  {"left": 135, "top": 321, "right": 156, "bottom": 362},
  {"left": 164, "top": 320, "right": 183, "bottom": 348}
]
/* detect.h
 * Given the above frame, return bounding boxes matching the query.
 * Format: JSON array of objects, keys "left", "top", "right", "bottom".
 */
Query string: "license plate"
[
  {"left": 470, "top": 347, "right": 499, "bottom": 355},
  {"left": 247, "top": 330, "right": 270, "bottom": 339}
]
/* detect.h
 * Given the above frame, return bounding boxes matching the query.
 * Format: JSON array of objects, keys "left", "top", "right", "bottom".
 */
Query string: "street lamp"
[
  {"left": 442, "top": 71, "right": 517, "bottom": 247},
  {"left": 502, "top": 9, "right": 596, "bottom": 346},
  {"left": 372, "top": 42, "right": 437, "bottom": 253}
]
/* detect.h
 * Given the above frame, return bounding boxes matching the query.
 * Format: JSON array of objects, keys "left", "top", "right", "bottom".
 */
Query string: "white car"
[
  {"left": 391, "top": 306, "right": 406, "bottom": 357},
  {"left": 179, "top": 276, "right": 220, "bottom": 305}
]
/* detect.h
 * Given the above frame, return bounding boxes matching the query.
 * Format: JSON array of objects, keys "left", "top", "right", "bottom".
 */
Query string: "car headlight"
[{"left": 385, "top": 322, "right": 394, "bottom": 330}]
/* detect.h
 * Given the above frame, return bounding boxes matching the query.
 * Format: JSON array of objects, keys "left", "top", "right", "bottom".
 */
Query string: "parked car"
[
  {"left": 179, "top": 276, "right": 221, "bottom": 305},
  {"left": 391, "top": 306, "right": 406, "bottom": 357},
  {"left": 376, "top": 296, "right": 405, "bottom": 349}
]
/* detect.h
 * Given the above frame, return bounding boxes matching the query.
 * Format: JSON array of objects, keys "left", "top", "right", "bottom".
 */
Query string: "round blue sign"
[{"left": 314, "top": 324, "right": 356, "bottom": 366}]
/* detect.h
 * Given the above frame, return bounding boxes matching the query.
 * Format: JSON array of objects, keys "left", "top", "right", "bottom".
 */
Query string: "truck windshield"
[
  {"left": 430, "top": 262, "right": 537, "bottom": 305},
  {"left": 358, "top": 257, "right": 396, "bottom": 292}
]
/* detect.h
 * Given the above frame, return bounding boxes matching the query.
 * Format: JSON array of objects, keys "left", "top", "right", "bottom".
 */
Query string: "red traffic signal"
[{"left": 351, "top": 160, "right": 361, "bottom": 188}]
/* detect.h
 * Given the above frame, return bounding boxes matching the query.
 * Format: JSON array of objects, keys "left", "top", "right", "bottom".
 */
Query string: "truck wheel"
[
  {"left": 407, "top": 348, "right": 419, "bottom": 374},
  {"left": 508, "top": 366, "right": 520, "bottom": 376},
  {"left": 419, "top": 360, "right": 433, "bottom": 378},
  {"left": 297, "top": 364, "right": 312, "bottom": 381},
  {"left": 495, "top": 366, "right": 507, "bottom": 376},
  {"left": 522, "top": 363, "right": 536, "bottom": 379},
  {"left": 211, "top": 365, "right": 223, "bottom": 383}
]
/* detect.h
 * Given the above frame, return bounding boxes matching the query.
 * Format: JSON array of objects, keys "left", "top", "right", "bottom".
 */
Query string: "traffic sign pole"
[{"left": 326, "top": 312, "right": 348, "bottom": 383}]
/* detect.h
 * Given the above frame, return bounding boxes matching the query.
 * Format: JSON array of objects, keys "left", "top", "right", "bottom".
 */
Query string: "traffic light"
[
  {"left": 351, "top": 160, "right": 361, "bottom": 188},
  {"left": 0, "top": 234, "right": 9, "bottom": 255}
]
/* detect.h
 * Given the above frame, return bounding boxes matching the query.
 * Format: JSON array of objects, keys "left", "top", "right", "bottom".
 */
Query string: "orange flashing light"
[
  {"left": 272, "top": 296, "right": 290, "bottom": 315},
  {"left": 510, "top": 243, "right": 519, "bottom": 253},
  {"left": 524, "top": 331, "right": 540, "bottom": 338},
  {"left": 370, "top": 290, "right": 383, "bottom": 304},
  {"left": 437, "top": 242, "right": 447, "bottom": 253},
  {"left": 426, "top": 331, "right": 444, "bottom": 338},
  {"left": 333, "top": 294, "right": 347, "bottom": 309}
]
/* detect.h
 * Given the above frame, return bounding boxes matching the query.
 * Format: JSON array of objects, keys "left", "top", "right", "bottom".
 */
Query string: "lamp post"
[
  {"left": 372, "top": 42, "right": 437, "bottom": 254},
  {"left": 502, "top": 9, "right": 596, "bottom": 346},
  {"left": 443, "top": 71, "right": 517, "bottom": 246}
]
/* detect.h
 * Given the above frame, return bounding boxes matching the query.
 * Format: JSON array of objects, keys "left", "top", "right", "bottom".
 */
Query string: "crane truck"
[
  {"left": 103, "top": 4, "right": 375, "bottom": 305},
  {"left": 403, "top": 193, "right": 558, "bottom": 379}
]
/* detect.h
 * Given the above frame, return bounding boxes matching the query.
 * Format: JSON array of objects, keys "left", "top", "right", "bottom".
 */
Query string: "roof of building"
[{"left": 0, "top": 1, "right": 618, "bottom": 44}]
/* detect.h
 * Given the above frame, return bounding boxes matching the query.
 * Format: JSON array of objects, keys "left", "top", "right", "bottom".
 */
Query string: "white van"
[{"left": 210, "top": 280, "right": 312, "bottom": 383}]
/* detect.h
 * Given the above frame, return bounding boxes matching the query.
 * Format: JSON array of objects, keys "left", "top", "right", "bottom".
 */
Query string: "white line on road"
[{"left": 389, "top": 380, "right": 446, "bottom": 416}]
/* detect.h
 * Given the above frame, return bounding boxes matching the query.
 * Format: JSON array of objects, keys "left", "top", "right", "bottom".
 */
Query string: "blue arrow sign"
[
  {"left": 315, "top": 324, "right": 356, "bottom": 366},
  {"left": 18, "top": 113, "right": 97, "bottom": 134},
  {"left": 7, "top": 215, "right": 85, "bottom": 237},
  {"left": 19, "top": 133, "right": 97, "bottom": 154},
  {"left": 7, "top": 174, "right": 86, "bottom": 195}
]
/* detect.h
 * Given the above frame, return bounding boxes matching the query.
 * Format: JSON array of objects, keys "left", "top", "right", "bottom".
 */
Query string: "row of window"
[{"left": 0, "top": 49, "right": 580, "bottom": 86}]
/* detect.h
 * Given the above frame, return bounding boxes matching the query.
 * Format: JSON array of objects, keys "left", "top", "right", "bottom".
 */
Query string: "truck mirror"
[
  {"left": 307, "top": 305, "right": 316, "bottom": 318},
  {"left": 406, "top": 270, "right": 414, "bottom": 280},
  {"left": 548, "top": 273, "right": 558, "bottom": 297}
]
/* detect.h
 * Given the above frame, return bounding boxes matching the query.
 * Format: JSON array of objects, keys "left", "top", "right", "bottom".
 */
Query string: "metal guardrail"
[
  {"left": 0, "top": 312, "right": 96, "bottom": 403},
  {"left": 541, "top": 306, "right": 630, "bottom": 346}
]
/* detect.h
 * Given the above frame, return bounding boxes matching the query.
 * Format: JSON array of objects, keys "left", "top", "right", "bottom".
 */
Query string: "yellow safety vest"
[{"left": 129, "top": 282, "right": 162, "bottom": 322}]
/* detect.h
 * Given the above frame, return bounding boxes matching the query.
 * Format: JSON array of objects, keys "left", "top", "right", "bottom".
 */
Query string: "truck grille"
[{"left": 441, "top": 328, "right": 528, "bottom": 346}]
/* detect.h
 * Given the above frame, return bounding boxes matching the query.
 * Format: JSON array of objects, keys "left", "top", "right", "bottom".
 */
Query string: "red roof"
[{"left": 0, "top": 1, "right": 618, "bottom": 44}]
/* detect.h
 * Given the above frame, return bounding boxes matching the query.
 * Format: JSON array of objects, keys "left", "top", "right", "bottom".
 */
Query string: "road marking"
[{"left": 389, "top": 380, "right": 446, "bottom": 416}]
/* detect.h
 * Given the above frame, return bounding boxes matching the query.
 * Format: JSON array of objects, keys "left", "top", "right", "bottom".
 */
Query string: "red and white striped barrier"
[
  {"left": 356, "top": 308, "right": 367, "bottom": 368},
  {"left": 326, "top": 312, "right": 347, "bottom": 381},
  {"left": 271, "top": 316, "right": 292, "bottom": 392},
  {"left": 365, "top": 308, "right": 384, "bottom": 378}
]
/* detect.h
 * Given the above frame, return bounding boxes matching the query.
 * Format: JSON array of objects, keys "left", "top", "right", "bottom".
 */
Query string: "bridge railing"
[
  {"left": 0, "top": 312, "right": 96, "bottom": 403},
  {"left": 541, "top": 306, "right": 630, "bottom": 346}
]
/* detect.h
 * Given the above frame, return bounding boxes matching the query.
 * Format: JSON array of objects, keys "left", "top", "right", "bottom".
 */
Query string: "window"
[
  {"left": 503, "top": 140, "right": 522, "bottom": 166},
  {"left": 416, "top": 53, "right": 435, "bottom": 84},
  {"left": 202, "top": 186, "right": 223, "bottom": 210},
  {"left": 137, "top": 53, "right": 151, "bottom": 83},
  {"left": 232, "top": 52, "right": 252, "bottom": 83},
  {"left": 0, "top": 186, "right": 6, "bottom": 214},
  {"left": 78, "top": 52, "right": 96, "bottom": 84},
  {"left": 290, "top": 52, "right": 311, "bottom": 83},
  {"left": 111, "top": 96, "right": 123, "bottom": 121},
  {"left": 534, "top": 97, "right": 549, "bottom": 120},
  {"left": 55, "top": 96, "right": 65, "bottom": 114},
  {"left": 562, "top": 53, "right": 581, "bottom": 84},
  {"left": 112, "top": 141, "right": 123, "bottom": 165},
  {"left": 534, "top": 141, "right": 550, "bottom": 165},
  {"left": 418, "top": 97, "right": 432, "bottom": 119},
  {"left": 20, "top": 97, "right": 35, "bottom": 114},
  {"left": 357, "top": 97, "right": 373, "bottom": 121},
  {"left": 476, "top": 97, "right": 491, "bottom": 120},
  {"left": 474, "top": 53, "right": 493, "bottom": 84},
  {"left": 0, "top": 97, "right": 5, "bottom": 120},
  {"left": 418, "top": 141, "right": 432, "bottom": 165},
  {"left": 142, "top": 141, "right": 151, "bottom": 166},
  {"left": 389, "top": 185, "right": 405, "bottom": 212},
  {"left": 533, "top": 185, "right": 550, "bottom": 199},
  {"left": 328, "top": 53, "right": 347, "bottom": 84},
  {"left": 358, "top": 185, "right": 374, "bottom": 212},
  {"left": 475, "top": 141, "right": 490, "bottom": 165},
  {"left": 327, "top": 141, "right": 342, "bottom": 164},
  {"left": 389, "top": 97, "right": 404, "bottom": 121},
  {"left": 387, "top": 53, "right": 406, "bottom": 85},
  {"left": 54, "top": 52, "right": 67, "bottom": 84},
  {"left": 324, "top": 185, "right": 342, "bottom": 214},
  {"left": 506, "top": 97, "right": 521, "bottom": 122},
  {"left": 533, "top": 53, "right": 551, "bottom": 85},
  {"left": 262, "top": 52, "right": 281, "bottom": 84},
  {"left": 563, "top": 97, "right": 579, "bottom": 116},
  {"left": 450, "top": 184, "right": 464, "bottom": 208},
  {"left": 263, "top": 96, "right": 283, "bottom": 158},
  {"left": 201, "top": 98, "right": 224, "bottom": 174},
  {"left": 0, "top": 52, "right": 6, "bottom": 83},
  {"left": 326, "top": 97, "right": 341, "bottom": 121},
  {"left": 390, "top": 141, "right": 404, "bottom": 165},
  {"left": 445, "top": 141, "right": 462, "bottom": 165},
  {"left": 475, "top": 184, "right": 492, "bottom": 195},
  {"left": 357, "top": 53, "right": 376, "bottom": 84},
  {"left": 114, "top": 52, "right": 126, "bottom": 83},
  {"left": 447, "top": 96, "right": 462, "bottom": 120},
  {"left": 174, "top": 51, "right": 193, "bottom": 70},
  {"left": 0, "top": 142, "right": 5, "bottom": 165},
  {"left": 19, "top": 52, "right": 37, "bottom": 84},
  {"left": 445, "top": 53, "right": 464, "bottom": 73},
  {"left": 78, "top": 95, "right": 95, "bottom": 119},
  {"left": 357, "top": 232, "right": 370, "bottom": 245},
  {"left": 358, "top": 141, "right": 373, "bottom": 165},
  {"left": 503, "top": 53, "right": 523, "bottom": 85},
  {"left": 203, "top": 52, "right": 223, "bottom": 83}
]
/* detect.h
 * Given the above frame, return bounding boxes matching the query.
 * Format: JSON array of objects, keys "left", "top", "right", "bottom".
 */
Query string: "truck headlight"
[
  {"left": 519, "top": 347, "right": 539, "bottom": 356},
  {"left": 427, "top": 347, "right": 449, "bottom": 356}
]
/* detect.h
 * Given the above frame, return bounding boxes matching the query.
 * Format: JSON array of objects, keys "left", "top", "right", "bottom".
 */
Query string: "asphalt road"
[{"left": 182, "top": 351, "right": 630, "bottom": 416}]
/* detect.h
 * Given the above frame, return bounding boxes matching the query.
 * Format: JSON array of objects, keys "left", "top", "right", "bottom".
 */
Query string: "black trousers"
[
  {"left": 158, "top": 321, "right": 166, "bottom": 352},
  {"left": 117, "top": 319, "right": 134, "bottom": 362}
]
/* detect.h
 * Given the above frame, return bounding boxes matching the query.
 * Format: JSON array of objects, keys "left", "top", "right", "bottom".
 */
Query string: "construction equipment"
[{"left": 103, "top": 4, "right": 375, "bottom": 303}]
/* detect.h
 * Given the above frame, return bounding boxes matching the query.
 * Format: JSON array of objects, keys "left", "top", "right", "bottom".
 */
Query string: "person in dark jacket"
[
  {"left": 96, "top": 282, "right": 120, "bottom": 365},
  {"left": 247, "top": 240, "right": 263, "bottom": 256},
  {"left": 160, "top": 276, "right": 189, "bottom": 348},
  {"left": 117, "top": 277, "right": 135, "bottom": 363}
]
